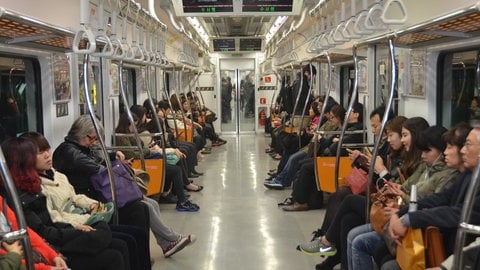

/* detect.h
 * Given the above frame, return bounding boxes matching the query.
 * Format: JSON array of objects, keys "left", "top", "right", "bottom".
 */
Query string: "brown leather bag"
[
  {"left": 423, "top": 226, "right": 446, "bottom": 268},
  {"left": 370, "top": 187, "right": 404, "bottom": 234}
]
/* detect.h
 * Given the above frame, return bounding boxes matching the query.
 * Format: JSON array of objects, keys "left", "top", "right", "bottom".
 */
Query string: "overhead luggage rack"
[
  {"left": 360, "top": 2, "right": 480, "bottom": 47},
  {"left": 0, "top": 7, "right": 75, "bottom": 51}
]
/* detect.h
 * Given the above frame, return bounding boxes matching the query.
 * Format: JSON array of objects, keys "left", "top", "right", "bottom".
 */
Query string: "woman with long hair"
[
  {"left": 298, "top": 117, "right": 430, "bottom": 270},
  {"left": 53, "top": 115, "right": 196, "bottom": 258},
  {"left": 1, "top": 137, "right": 127, "bottom": 270}
]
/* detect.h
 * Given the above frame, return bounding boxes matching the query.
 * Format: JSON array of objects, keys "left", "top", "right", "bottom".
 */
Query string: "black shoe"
[
  {"left": 158, "top": 193, "right": 178, "bottom": 204},
  {"left": 311, "top": 228, "right": 325, "bottom": 241},
  {"left": 315, "top": 255, "right": 340, "bottom": 270},
  {"left": 192, "top": 170, "right": 204, "bottom": 176}
]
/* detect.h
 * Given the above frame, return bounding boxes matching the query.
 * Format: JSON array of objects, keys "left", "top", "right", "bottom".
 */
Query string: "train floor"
[{"left": 149, "top": 134, "right": 332, "bottom": 270}]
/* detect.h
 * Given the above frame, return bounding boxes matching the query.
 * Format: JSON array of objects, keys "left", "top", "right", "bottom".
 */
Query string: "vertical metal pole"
[
  {"left": 117, "top": 61, "right": 146, "bottom": 170},
  {"left": 334, "top": 45, "right": 360, "bottom": 190},
  {"left": 0, "top": 150, "right": 34, "bottom": 269},
  {"left": 314, "top": 51, "right": 334, "bottom": 190},
  {"left": 82, "top": 54, "right": 118, "bottom": 224},
  {"left": 365, "top": 38, "right": 397, "bottom": 221}
]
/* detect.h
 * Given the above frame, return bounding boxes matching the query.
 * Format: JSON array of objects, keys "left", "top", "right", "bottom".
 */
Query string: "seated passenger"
[
  {"left": 133, "top": 103, "right": 203, "bottom": 178},
  {"left": 282, "top": 103, "right": 364, "bottom": 211},
  {"left": 0, "top": 195, "right": 68, "bottom": 270},
  {"left": 348, "top": 124, "right": 468, "bottom": 270},
  {"left": 21, "top": 131, "right": 152, "bottom": 270},
  {"left": 264, "top": 101, "right": 322, "bottom": 189},
  {"left": 379, "top": 124, "right": 480, "bottom": 269},
  {"left": 52, "top": 115, "right": 196, "bottom": 257},
  {"left": 1, "top": 137, "right": 127, "bottom": 270},
  {"left": 296, "top": 117, "right": 430, "bottom": 269},
  {"left": 114, "top": 112, "right": 201, "bottom": 212}
]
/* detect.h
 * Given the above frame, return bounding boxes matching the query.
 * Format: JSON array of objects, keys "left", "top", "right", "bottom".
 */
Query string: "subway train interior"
[{"left": 1, "top": 0, "right": 480, "bottom": 269}]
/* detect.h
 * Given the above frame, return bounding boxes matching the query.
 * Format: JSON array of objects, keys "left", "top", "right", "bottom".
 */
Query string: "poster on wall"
[
  {"left": 358, "top": 60, "right": 368, "bottom": 93},
  {"left": 109, "top": 62, "right": 119, "bottom": 97},
  {"left": 408, "top": 49, "right": 426, "bottom": 98},
  {"left": 53, "top": 53, "right": 71, "bottom": 103}
]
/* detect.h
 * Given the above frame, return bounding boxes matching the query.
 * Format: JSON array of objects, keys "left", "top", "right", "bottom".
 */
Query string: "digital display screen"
[
  {"left": 213, "top": 39, "right": 236, "bottom": 52},
  {"left": 242, "top": 0, "right": 293, "bottom": 12},
  {"left": 182, "top": 0, "right": 234, "bottom": 13},
  {"left": 239, "top": 38, "right": 262, "bottom": 51}
]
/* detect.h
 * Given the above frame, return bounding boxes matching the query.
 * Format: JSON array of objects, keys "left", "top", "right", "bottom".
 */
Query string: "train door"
[
  {"left": 438, "top": 50, "right": 478, "bottom": 127},
  {"left": 219, "top": 58, "right": 256, "bottom": 134},
  {"left": 0, "top": 56, "right": 41, "bottom": 144}
]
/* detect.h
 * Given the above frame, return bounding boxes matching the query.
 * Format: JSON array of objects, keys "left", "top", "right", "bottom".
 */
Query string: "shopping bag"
[{"left": 396, "top": 228, "right": 426, "bottom": 270}]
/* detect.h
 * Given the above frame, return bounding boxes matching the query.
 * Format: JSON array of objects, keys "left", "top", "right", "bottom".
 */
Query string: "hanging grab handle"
[
  {"left": 92, "top": 0, "right": 114, "bottom": 57},
  {"left": 381, "top": 0, "right": 408, "bottom": 25},
  {"left": 73, "top": 0, "right": 96, "bottom": 54}
]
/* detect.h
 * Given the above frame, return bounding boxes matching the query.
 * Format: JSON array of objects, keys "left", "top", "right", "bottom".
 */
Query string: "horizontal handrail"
[{"left": 316, "top": 129, "right": 367, "bottom": 135}]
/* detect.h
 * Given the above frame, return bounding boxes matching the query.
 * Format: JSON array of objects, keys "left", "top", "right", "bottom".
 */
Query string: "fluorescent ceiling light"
[
  {"left": 186, "top": 16, "right": 210, "bottom": 48},
  {"left": 266, "top": 16, "right": 288, "bottom": 45}
]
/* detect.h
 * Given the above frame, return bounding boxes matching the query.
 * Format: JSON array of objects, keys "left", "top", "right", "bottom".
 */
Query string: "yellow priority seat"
[
  {"left": 172, "top": 128, "right": 193, "bottom": 142},
  {"left": 131, "top": 159, "right": 165, "bottom": 196},
  {"left": 315, "top": 157, "right": 352, "bottom": 193}
]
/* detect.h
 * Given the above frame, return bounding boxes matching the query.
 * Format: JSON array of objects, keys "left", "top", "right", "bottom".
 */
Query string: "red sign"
[
  {"left": 260, "top": 98, "right": 266, "bottom": 104},
  {"left": 264, "top": 76, "right": 271, "bottom": 83}
]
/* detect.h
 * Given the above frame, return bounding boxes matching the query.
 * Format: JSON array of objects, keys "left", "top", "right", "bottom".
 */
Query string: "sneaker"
[
  {"left": 176, "top": 200, "right": 200, "bottom": 212},
  {"left": 298, "top": 237, "right": 337, "bottom": 256},
  {"left": 163, "top": 235, "right": 190, "bottom": 257},
  {"left": 296, "top": 229, "right": 325, "bottom": 251},
  {"left": 264, "top": 179, "right": 284, "bottom": 190},
  {"left": 311, "top": 228, "right": 325, "bottom": 241}
]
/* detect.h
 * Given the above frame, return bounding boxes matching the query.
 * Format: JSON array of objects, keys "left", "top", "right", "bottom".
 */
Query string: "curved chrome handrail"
[
  {"left": 81, "top": 54, "right": 118, "bottom": 224},
  {"left": 334, "top": 45, "right": 361, "bottom": 190},
  {"left": 0, "top": 151, "right": 34, "bottom": 269},
  {"left": 365, "top": 38, "right": 397, "bottom": 221},
  {"left": 314, "top": 51, "right": 334, "bottom": 191}
]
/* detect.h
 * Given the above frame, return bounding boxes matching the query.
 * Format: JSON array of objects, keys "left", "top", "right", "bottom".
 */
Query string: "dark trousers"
[
  {"left": 325, "top": 194, "right": 367, "bottom": 269},
  {"left": 291, "top": 159, "right": 317, "bottom": 204},
  {"left": 66, "top": 239, "right": 127, "bottom": 270},
  {"left": 111, "top": 224, "right": 151, "bottom": 270},
  {"left": 118, "top": 200, "right": 150, "bottom": 233},
  {"left": 320, "top": 187, "right": 353, "bottom": 231},
  {"left": 165, "top": 163, "right": 187, "bottom": 202}
]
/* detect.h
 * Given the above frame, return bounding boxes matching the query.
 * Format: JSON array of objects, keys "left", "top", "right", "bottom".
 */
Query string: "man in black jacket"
[
  {"left": 389, "top": 126, "right": 480, "bottom": 256},
  {"left": 290, "top": 64, "right": 317, "bottom": 128}
]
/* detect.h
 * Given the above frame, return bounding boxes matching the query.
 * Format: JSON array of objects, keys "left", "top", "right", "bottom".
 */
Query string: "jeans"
[
  {"left": 141, "top": 196, "right": 180, "bottom": 249},
  {"left": 381, "top": 260, "right": 401, "bottom": 270},
  {"left": 276, "top": 150, "right": 307, "bottom": 187},
  {"left": 349, "top": 224, "right": 384, "bottom": 270}
]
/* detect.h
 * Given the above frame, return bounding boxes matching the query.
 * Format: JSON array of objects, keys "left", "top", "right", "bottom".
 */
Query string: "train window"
[
  {"left": 438, "top": 50, "right": 478, "bottom": 127},
  {"left": 79, "top": 60, "right": 103, "bottom": 119},
  {"left": 0, "top": 56, "right": 41, "bottom": 144},
  {"left": 119, "top": 67, "right": 136, "bottom": 114}
]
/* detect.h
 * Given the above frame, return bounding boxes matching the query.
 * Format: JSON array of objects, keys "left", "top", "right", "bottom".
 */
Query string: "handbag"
[
  {"left": 370, "top": 186, "right": 404, "bottom": 234},
  {"left": 166, "top": 153, "right": 180, "bottom": 165},
  {"left": 84, "top": 202, "right": 115, "bottom": 225},
  {"left": 344, "top": 167, "right": 368, "bottom": 194},
  {"left": 90, "top": 160, "right": 143, "bottom": 207},
  {"left": 423, "top": 226, "right": 446, "bottom": 268},
  {"left": 396, "top": 227, "right": 426, "bottom": 270}
]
